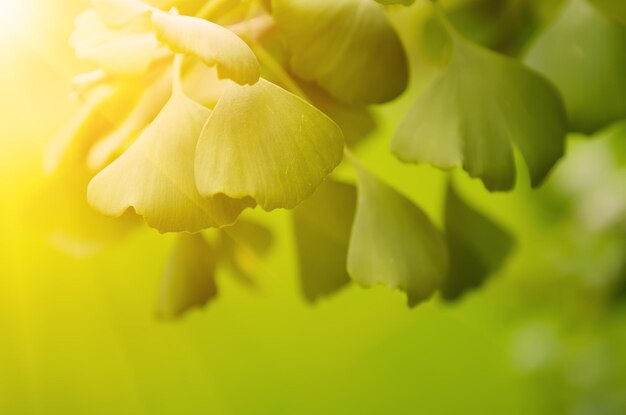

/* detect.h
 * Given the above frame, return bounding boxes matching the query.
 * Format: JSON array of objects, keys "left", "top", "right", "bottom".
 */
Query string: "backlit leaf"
[
  {"left": 71, "top": 9, "right": 162, "bottom": 76},
  {"left": 272, "top": 0, "right": 409, "bottom": 104},
  {"left": 347, "top": 158, "right": 448, "bottom": 307},
  {"left": 195, "top": 78, "right": 344, "bottom": 211},
  {"left": 87, "top": 67, "right": 172, "bottom": 170},
  {"left": 393, "top": 30, "right": 566, "bottom": 191},
  {"left": 294, "top": 179, "right": 355, "bottom": 303},
  {"left": 151, "top": 10, "right": 260, "bottom": 85},
  {"left": 442, "top": 182, "right": 515, "bottom": 301},
  {"left": 156, "top": 233, "right": 218, "bottom": 319},
  {"left": 88, "top": 69, "right": 254, "bottom": 233}
]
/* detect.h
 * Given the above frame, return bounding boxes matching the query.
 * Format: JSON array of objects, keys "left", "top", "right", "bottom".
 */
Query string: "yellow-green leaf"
[
  {"left": 525, "top": 0, "right": 626, "bottom": 133},
  {"left": 294, "top": 179, "right": 355, "bottom": 303},
  {"left": 87, "top": 68, "right": 172, "bottom": 170},
  {"left": 195, "top": 78, "right": 344, "bottom": 211},
  {"left": 442, "top": 182, "right": 515, "bottom": 301},
  {"left": 71, "top": 9, "right": 162, "bottom": 76},
  {"left": 375, "top": 0, "right": 415, "bottom": 5},
  {"left": 156, "top": 233, "right": 218, "bottom": 319},
  {"left": 88, "top": 79, "right": 254, "bottom": 233},
  {"left": 151, "top": 10, "right": 260, "bottom": 85},
  {"left": 591, "top": 0, "right": 626, "bottom": 25},
  {"left": 272, "top": 0, "right": 408, "bottom": 104},
  {"left": 347, "top": 159, "right": 448, "bottom": 307},
  {"left": 393, "top": 33, "right": 566, "bottom": 191}
]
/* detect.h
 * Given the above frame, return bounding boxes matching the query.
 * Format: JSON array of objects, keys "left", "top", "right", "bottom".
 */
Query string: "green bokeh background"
[{"left": 1, "top": 1, "right": 626, "bottom": 414}]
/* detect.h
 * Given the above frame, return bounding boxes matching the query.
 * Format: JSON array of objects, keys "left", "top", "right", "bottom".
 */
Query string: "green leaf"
[
  {"left": 272, "top": 0, "right": 408, "bottom": 104},
  {"left": 151, "top": 10, "right": 261, "bottom": 85},
  {"left": 442, "top": 182, "right": 515, "bottom": 301},
  {"left": 71, "top": 9, "right": 163, "bottom": 77},
  {"left": 219, "top": 219, "right": 274, "bottom": 286},
  {"left": 525, "top": 0, "right": 626, "bottom": 133},
  {"left": 156, "top": 233, "right": 218, "bottom": 319},
  {"left": 88, "top": 71, "right": 254, "bottom": 233},
  {"left": 300, "top": 80, "right": 377, "bottom": 147},
  {"left": 293, "top": 179, "right": 355, "bottom": 303},
  {"left": 393, "top": 31, "right": 566, "bottom": 191},
  {"left": 375, "top": 0, "right": 415, "bottom": 5},
  {"left": 591, "top": 0, "right": 626, "bottom": 25},
  {"left": 195, "top": 78, "right": 344, "bottom": 211},
  {"left": 347, "top": 158, "right": 448, "bottom": 307}
]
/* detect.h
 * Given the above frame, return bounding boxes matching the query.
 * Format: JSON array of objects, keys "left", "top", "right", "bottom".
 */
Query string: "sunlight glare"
[{"left": 0, "top": 0, "right": 26, "bottom": 35}]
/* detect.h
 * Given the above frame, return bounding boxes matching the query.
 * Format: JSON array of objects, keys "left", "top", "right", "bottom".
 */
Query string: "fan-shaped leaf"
[
  {"left": 71, "top": 9, "right": 162, "bottom": 76},
  {"left": 347, "top": 159, "right": 448, "bottom": 307},
  {"left": 442, "top": 182, "right": 515, "bottom": 301},
  {"left": 525, "top": 0, "right": 626, "bottom": 133},
  {"left": 156, "top": 233, "right": 218, "bottom": 319},
  {"left": 272, "top": 0, "right": 408, "bottom": 104},
  {"left": 151, "top": 10, "right": 260, "bottom": 85},
  {"left": 88, "top": 76, "right": 254, "bottom": 233},
  {"left": 294, "top": 179, "right": 355, "bottom": 303},
  {"left": 393, "top": 31, "right": 566, "bottom": 191},
  {"left": 195, "top": 78, "right": 344, "bottom": 211}
]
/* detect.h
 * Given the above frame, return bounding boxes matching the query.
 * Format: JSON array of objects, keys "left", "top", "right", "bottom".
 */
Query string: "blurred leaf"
[
  {"left": 300, "top": 80, "right": 377, "bottom": 147},
  {"left": 86, "top": 67, "right": 172, "bottom": 171},
  {"left": 220, "top": 219, "right": 274, "bottom": 285},
  {"left": 293, "top": 179, "right": 355, "bottom": 303},
  {"left": 393, "top": 28, "right": 566, "bottom": 191},
  {"left": 71, "top": 9, "right": 162, "bottom": 77},
  {"left": 591, "top": 0, "right": 626, "bottom": 25},
  {"left": 151, "top": 9, "right": 260, "bottom": 85},
  {"left": 442, "top": 182, "right": 516, "bottom": 301},
  {"left": 347, "top": 157, "right": 448, "bottom": 307},
  {"left": 44, "top": 85, "right": 134, "bottom": 174},
  {"left": 88, "top": 73, "right": 254, "bottom": 233},
  {"left": 375, "top": 0, "right": 415, "bottom": 5},
  {"left": 525, "top": 0, "right": 626, "bottom": 133},
  {"left": 29, "top": 162, "right": 138, "bottom": 258},
  {"left": 156, "top": 233, "right": 218, "bottom": 319},
  {"left": 272, "top": 0, "right": 408, "bottom": 104},
  {"left": 195, "top": 78, "right": 344, "bottom": 211}
]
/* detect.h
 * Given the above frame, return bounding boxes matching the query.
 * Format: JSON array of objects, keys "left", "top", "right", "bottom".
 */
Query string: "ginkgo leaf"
[
  {"left": 591, "top": 0, "right": 626, "bottom": 25},
  {"left": 195, "top": 78, "right": 344, "bottom": 211},
  {"left": 44, "top": 85, "right": 138, "bottom": 174},
  {"left": 88, "top": 74, "right": 254, "bottom": 233},
  {"left": 156, "top": 233, "right": 218, "bottom": 319},
  {"left": 300, "top": 80, "right": 377, "bottom": 147},
  {"left": 87, "top": 67, "right": 172, "bottom": 170},
  {"left": 525, "top": 0, "right": 626, "bottom": 133},
  {"left": 71, "top": 9, "right": 163, "bottom": 77},
  {"left": 375, "top": 0, "right": 415, "bottom": 5},
  {"left": 272, "top": 0, "right": 408, "bottom": 104},
  {"left": 91, "top": 0, "right": 154, "bottom": 27},
  {"left": 442, "top": 182, "right": 515, "bottom": 301},
  {"left": 393, "top": 30, "right": 566, "bottom": 191},
  {"left": 293, "top": 179, "right": 355, "bottom": 303},
  {"left": 151, "top": 10, "right": 260, "bottom": 85},
  {"left": 219, "top": 219, "right": 273, "bottom": 286},
  {"left": 29, "top": 161, "right": 138, "bottom": 258},
  {"left": 347, "top": 158, "right": 448, "bottom": 307}
]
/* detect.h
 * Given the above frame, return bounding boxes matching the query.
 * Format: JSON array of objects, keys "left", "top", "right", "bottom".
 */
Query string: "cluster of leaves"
[{"left": 41, "top": 0, "right": 626, "bottom": 318}]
